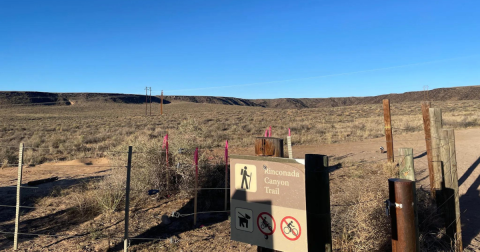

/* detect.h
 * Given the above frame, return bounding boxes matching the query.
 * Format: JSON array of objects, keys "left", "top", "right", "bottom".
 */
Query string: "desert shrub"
[{"left": 444, "top": 116, "right": 479, "bottom": 129}]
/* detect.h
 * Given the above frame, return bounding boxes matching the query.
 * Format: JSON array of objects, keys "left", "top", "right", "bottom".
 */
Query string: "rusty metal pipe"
[{"left": 388, "top": 178, "right": 418, "bottom": 251}]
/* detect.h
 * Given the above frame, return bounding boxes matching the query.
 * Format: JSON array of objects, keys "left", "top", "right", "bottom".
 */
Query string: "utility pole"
[{"left": 149, "top": 87, "right": 152, "bottom": 116}]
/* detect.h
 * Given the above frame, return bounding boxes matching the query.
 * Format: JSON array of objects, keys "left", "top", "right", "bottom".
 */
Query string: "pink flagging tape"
[
  {"left": 162, "top": 135, "right": 168, "bottom": 149},
  {"left": 264, "top": 129, "right": 268, "bottom": 137},
  {"left": 288, "top": 128, "right": 291, "bottom": 136}
]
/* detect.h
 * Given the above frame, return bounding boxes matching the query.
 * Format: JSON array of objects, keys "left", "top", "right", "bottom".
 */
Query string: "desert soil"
[{"left": 1, "top": 129, "right": 479, "bottom": 251}]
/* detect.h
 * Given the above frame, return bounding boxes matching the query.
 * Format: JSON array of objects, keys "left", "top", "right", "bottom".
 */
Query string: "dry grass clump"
[
  {"left": 329, "top": 160, "right": 391, "bottom": 251},
  {"left": 332, "top": 191, "right": 391, "bottom": 251}
]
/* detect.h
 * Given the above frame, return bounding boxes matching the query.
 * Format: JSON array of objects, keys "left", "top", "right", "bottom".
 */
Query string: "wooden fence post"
[
  {"left": 383, "top": 99, "right": 394, "bottom": 163},
  {"left": 124, "top": 146, "right": 133, "bottom": 252},
  {"left": 440, "top": 129, "right": 463, "bottom": 251},
  {"left": 13, "top": 143, "right": 24, "bottom": 250},
  {"left": 305, "top": 154, "right": 332, "bottom": 252},
  {"left": 429, "top": 108, "right": 443, "bottom": 203},
  {"left": 388, "top": 178, "right": 419, "bottom": 251},
  {"left": 421, "top": 101, "right": 435, "bottom": 198},
  {"left": 399, "top": 148, "right": 415, "bottom": 181},
  {"left": 194, "top": 147, "right": 198, "bottom": 226},
  {"left": 287, "top": 128, "right": 293, "bottom": 159}
]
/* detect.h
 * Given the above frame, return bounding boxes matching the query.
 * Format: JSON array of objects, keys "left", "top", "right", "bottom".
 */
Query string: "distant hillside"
[
  {"left": 1, "top": 85, "right": 480, "bottom": 108},
  {"left": 0, "top": 92, "right": 168, "bottom": 106},
  {"left": 163, "top": 95, "right": 257, "bottom": 106}
]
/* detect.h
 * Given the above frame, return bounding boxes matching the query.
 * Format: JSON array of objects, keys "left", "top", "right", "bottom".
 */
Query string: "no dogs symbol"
[
  {"left": 281, "top": 216, "right": 301, "bottom": 241},
  {"left": 257, "top": 212, "right": 276, "bottom": 236}
]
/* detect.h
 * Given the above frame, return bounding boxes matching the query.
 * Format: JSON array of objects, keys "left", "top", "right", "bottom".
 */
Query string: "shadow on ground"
[
  {"left": 0, "top": 175, "right": 110, "bottom": 250},
  {"left": 107, "top": 187, "right": 230, "bottom": 251},
  {"left": 460, "top": 156, "right": 480, "bottom": 248}
]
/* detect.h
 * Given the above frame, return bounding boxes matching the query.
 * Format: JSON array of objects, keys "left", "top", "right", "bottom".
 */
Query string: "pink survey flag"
[{"left": 162, "top": 134, "right": 168, "bottom": 149}]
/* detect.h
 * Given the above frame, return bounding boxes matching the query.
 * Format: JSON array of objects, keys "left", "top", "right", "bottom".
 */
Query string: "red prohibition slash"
[
  {"left": 257, "top": 212, "right": 276, "bottom": 236},
  {"left": 281, "top": 216, "right": 301, "bottom": 241}
]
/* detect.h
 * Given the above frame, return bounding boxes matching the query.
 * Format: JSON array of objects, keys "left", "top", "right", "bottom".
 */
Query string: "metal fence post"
[
  {"left": 194, "top": 147, "right": 198, "bottom": 226},
  {"left": 287, "top": 128, "right": 293, "bottom": 159},
  {"left": 124, "top": 146, "right": 133, "bottom": 252},
  {"left": 305, "top": 154, "right": 332, "bottom": 252},
  {"left": 13, "top": 143, "right": 24, "bottom": 250}
]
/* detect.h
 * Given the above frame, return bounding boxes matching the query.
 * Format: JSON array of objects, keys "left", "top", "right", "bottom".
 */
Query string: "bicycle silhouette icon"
[
  {"left": 283, "top": 221, "right": 299, "bottom": 236},
  {"left": 281, "top": 216, "right": 302, "bottom": 241}
]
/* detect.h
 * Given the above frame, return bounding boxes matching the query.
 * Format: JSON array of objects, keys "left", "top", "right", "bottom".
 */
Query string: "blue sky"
[{"left": 1, "top": 1, "right": 479, "bottom": 99}]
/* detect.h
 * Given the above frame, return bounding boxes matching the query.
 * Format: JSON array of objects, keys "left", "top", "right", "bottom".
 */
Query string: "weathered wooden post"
[
  {"left": 399, "top": 148, "right": 415, "bottom": 181},
  {"left": 305, "top": 154, "right": 332, "bottom": 252},
  {"left": 255, "top": 137, "right": 284, "bottom": 157},
  {"left": 13, "top": 143, "right": 24, "bottom": 250},
  {"left": 421, "top": 101, "right": 435, "bottom": 198},
  {"left": 429, "top": 108, "right": 443, "bottom": 204},
  {"left": 287, "top": 128, "right": 293, "bottom": 159},
  {"left": 383, "top": 99, "right": 394, "bottom": 163},
  {"left": 440, "top": 129, "right": 462, "bottom": 251},
  {"left": 387, "top": 178, "right": 418, "bottom": 251},
  {"left": 124, "top": 146, "right": 133, "bottom": 252}
]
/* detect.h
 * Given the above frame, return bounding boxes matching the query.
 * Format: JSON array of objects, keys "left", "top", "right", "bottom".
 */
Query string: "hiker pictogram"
[
  {"left": 241, "top": 166, "right": 252, "bottom": 189},
  {"left": 281, "top": 216, "right": 301, "bottom": 241},
  {"left": 257, "top": 212, "right": 276, "bottom": 237},
  {"left": 235, "top": 208, "right": 253, "bottom": 232},
  {"left": 235, "top": 164, "right": 257, "bottom": 192}
]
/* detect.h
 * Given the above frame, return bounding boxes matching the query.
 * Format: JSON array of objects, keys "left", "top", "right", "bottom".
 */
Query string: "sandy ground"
[
  {"left": 0, "top": 158, "right": 112, "bottom": 224},
  {"left": 1, "top": 129, "right": 479, "bottom": 251}
]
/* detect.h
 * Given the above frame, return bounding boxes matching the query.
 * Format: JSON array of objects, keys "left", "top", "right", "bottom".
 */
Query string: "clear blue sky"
[{"left": 1, "top": 1, "right": 479, "bottom": 99}]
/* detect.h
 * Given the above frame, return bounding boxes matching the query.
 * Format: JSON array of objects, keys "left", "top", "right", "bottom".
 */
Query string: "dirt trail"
[
  {"left": 0, "top": 158, "right": 111, "bottom": 186},
  {"left": 230, "top": 128, "right": 480, "bottom": 250}
]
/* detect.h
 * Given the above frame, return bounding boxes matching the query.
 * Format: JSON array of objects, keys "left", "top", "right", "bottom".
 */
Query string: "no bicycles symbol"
[
  {"left": 257, "top": 212, "right": 276, "bottom": 236},
  {"left": 281, "top": 216, "right": 301, "bottom": 241}
]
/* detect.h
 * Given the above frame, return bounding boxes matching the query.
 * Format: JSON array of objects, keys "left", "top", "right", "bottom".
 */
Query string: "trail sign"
[{"left": 230, "top": 155, "right": 307, "bottom": 252}]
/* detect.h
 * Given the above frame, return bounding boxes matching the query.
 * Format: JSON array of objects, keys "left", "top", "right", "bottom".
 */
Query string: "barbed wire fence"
[{"left": 0, "top": 140, "right": 237, "bottom": 251}]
